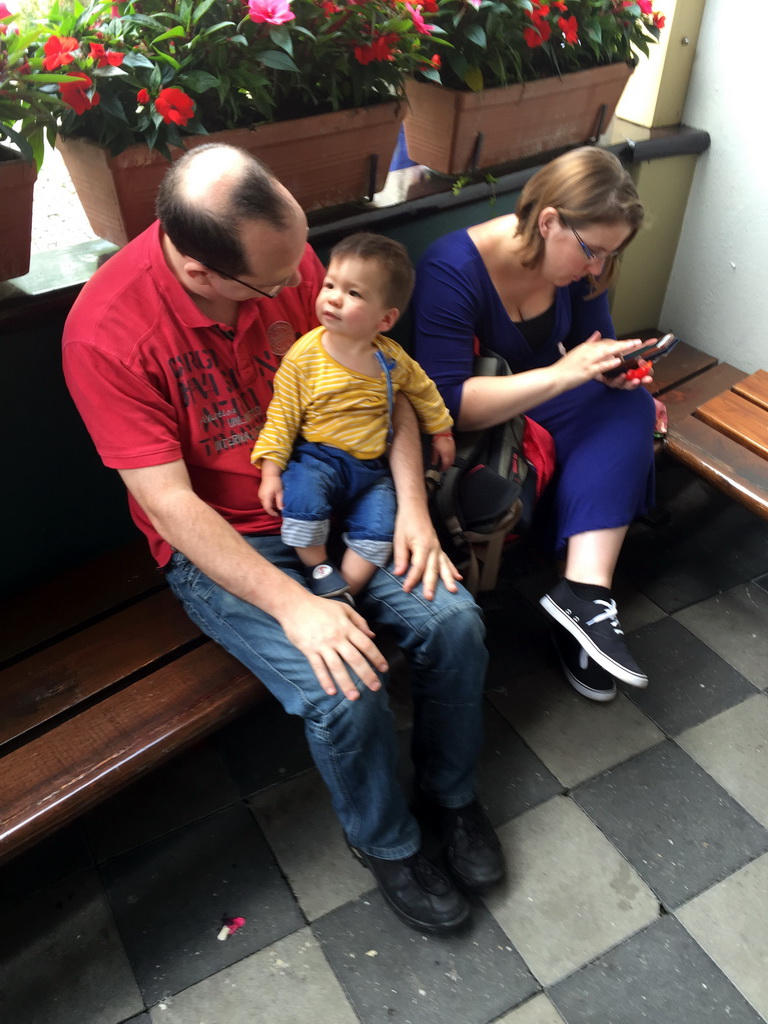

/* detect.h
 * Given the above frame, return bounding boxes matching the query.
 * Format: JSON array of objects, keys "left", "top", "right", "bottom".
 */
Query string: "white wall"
[{"left": 659, "top": 0, "right": 768, "bottom": 373}]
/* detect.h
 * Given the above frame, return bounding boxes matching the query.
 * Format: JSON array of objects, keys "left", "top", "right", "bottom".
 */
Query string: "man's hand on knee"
[{"left": 279, "top": 594, "right": 388, "bottom": 701}]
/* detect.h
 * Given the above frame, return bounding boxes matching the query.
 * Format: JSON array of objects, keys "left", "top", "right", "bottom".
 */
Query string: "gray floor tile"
[
  {"left": 148, "top": 928, "right": 359, "bottom": 1024},
  {"left": 475, "top": 702, "right": 563, "bottom": 825},
  {"left": 249, "top": 770, "right": 372, "bottom": 921},
  {"left": 485, "top": 796, "right": 659, "bottom": 986},
  {"left": 754, "top": 571, "right": 768, "bottom": 594},
  {"left": 83, "top": 740, "right": 241, "bottom": 861},
  {"left": 677, "top": 694, "right": 768, "bottom": 829},
  {"left": 676, "top": 852, "right": 768, "bottom": 1020},
  {"left": 674, "top": 582, "right": 768, "bottom": 690},
  {"left": 548, "top": 914, "right": 765, "bottom": 1024},
  {"left": 314, "top": 891, "right": 537, "bottom": 1024},
  {"left": 496, "top": 994, "right": 566, "bottom": 1023},
  {"left": 0, "top": 869, "right": 143, "bottom": 1024},
  {"left": 573, "top": 741, "right": 768, "bottom": 908},
  {"left": 0, "top": 822, "right": 93, "bottom": 907},
  {"left": 101, "top": 802, "right": 305, "bottom": 1004},
  {"left": 211, "top": 696, "right": 314, "bottom": 796},
  {"left": 622, "top": 616, "right": 757, "bottom": 735},
  {"left": 488, "top": 665, "right": 664, "bottom": 789}
]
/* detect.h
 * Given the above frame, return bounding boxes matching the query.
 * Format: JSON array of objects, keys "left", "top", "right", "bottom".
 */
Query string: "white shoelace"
[{"left": 585, "top": 598, "right": 623, "bottom": 634}]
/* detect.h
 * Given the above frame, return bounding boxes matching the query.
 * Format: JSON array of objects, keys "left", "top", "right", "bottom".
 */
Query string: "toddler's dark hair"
[{"left": 329, "top": 232, "right": 415, "bottom": 312}]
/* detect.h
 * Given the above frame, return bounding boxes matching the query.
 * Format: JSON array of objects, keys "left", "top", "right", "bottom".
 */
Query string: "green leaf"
[
  {"left": 92, "top": 65, "right": 129, "bottom": 79},
  {"left": 464, "top": 65, "right": 484, "bottom": 91},
  {"left": 179, "top": 70, "right": 220, "bottom": 92},
  {"left": 463, "top": 24, "right": 487, "bottom": 48},
  {"left": 193, "top": 0, "right": 220, "bottom": 22},
  {"left": 257, "top": 50, "right": 300, "bottom": 73},
  {"left": 152, "top": 26, "right": 187, "bottom": 45}
]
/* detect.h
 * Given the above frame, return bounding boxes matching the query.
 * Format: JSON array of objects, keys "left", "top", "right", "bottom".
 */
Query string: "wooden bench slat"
[
  {"left": 649, "top": 340, "right": 719, "bottom": 395},
  {"left": 657, "top": 363, "right": 748, "bottom": 425},
  {"left": 733, "top": 369, "right": 768, "bottom": 412},
  {"left": 695, "top": 391, "right": 768, "bottom": 461},
  {"left": 666, "top": 414, "right": 768, "bottom": 520},
  {"left": 0, "top": 539, "right": 161, "bottom": 665},
  {"left": 0, "top": 590, "right": 201, "bottom": 749},
  {"left": 0, "top": 642, "right": 266, "bottom": 863}
]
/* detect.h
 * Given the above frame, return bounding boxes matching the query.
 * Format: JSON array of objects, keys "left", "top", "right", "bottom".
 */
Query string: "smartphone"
[{"left": 605, "top": 333, "right": 679, "bottom": 377}]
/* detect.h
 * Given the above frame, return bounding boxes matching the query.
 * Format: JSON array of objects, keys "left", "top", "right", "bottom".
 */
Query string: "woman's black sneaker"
[
  {"left": 540, "top": 579, "right": 648, "bottom": 688},
  {"left": 551, "top": 626, "right": 617, "bottom": 702}
]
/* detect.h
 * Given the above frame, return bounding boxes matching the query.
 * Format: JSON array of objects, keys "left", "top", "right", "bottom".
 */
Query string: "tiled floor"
[{"left": 2, "top": 460, "right": 768, "bottom": 1024}]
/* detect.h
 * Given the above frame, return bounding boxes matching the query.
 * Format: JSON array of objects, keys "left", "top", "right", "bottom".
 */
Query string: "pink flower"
[
  {"left": 405, "top": 2, "right": 433, "bottom": 34},
  {"left": 0, "top": 2, "right": 14, "bottom": 18},
  {"left": 467, "top": 0, "right": 481, "bottom": 8},
  {"left": 247, "top": 0, "right": 295, "bottom": 25},
  {"left": 637, "top": 0, "right": 652, "bottom": 12}
]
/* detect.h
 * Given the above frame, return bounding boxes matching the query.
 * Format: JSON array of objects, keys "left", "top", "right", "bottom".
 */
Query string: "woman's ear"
[{"left": 538, "top": 206, "right": 560, "bottom": 238}]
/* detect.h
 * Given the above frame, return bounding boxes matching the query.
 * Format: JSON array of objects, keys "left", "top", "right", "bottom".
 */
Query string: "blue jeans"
[
  {"left": 166, "top": 535, "right": 487, "bottom": 859},
  {"left": 281, "top": 442, "right": 396, "bottom": 566}
]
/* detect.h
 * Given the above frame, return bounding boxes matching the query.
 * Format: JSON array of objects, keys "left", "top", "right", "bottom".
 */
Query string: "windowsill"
[{"left": 0, "top": 118, "right": 710, "bottom": 329}]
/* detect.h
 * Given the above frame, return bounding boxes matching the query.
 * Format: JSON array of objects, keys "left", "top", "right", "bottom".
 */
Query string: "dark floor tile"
[
  {"left": 622, "top": 463, "right": 768, "bottom": 613},
  {"left": 0, "top": 869, "right": 143, "bottom": 1024},
  {"left": 101, "top": 802, "right": 304, "bottom": 1004},
  {"left": 623, "top": 616, "right": 757, "bottom": 735},
  {"left": 314, "top": 891, "right": 538, "bottom": 1024},
  {"left": 549, "top": 914, "right": 764, "bottom": 1024},
  {"left": 573, "top": 741, "right": 768, "bottom": 909},
  {"left": 475, "top": 702, "right": 562, "bottom": 827},
  {"left": 210, "top": 695, "right": 314, "bottom": 797},
  {"left": 0, "top": 822, "right": 93, "bottom": 907},
  {"left": 754, "top": 571, "right": 768, "bottom": 594},
  {"left": 84, "top": 740, "right": 241, "bottom": 862},
  {"left": 126, "top": 1016, "right": 150, "bottom": 1023},
  {"left": 482, "top": 586, "right": 554, "bottom": 686}
]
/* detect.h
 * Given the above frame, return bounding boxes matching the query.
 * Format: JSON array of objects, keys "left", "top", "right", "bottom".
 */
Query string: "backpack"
[{"left": 426, "top": 347, "right": 556, "bottom": 594}]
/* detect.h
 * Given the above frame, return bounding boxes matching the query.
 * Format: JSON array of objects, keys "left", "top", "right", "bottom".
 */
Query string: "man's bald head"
[{"left": 157, "top": 143, "right": 299, "bottom": 277}]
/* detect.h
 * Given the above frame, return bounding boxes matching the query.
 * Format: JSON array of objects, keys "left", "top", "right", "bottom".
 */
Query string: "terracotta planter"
[
  {"left": 404, "top": 63, "right": 633, "bottom": 176},
  {"left": 0, "top": 147, "right": 37, "bottom": 282},
  {"left": 56, "top": 102, "right": 406, "bottom": 247}
]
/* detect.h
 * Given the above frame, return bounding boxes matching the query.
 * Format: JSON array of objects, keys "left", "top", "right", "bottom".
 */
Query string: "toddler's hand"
[
  {"left": 258, "top": 477, "right": 284, "bottom": 517},
  {"left": 431, "top": 432, "right": 456, "bottom": 471}
]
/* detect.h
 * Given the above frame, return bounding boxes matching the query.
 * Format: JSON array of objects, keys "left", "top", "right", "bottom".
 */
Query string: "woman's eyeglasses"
[{"left": 561, "top": 218, "right": 624, "bottom": 262}]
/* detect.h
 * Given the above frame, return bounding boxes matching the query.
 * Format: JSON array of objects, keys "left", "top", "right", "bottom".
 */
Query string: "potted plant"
[
  {"left": 32, "top": 0, "right": 441, "bottom": 244},
  {"left": 404, "top": 0, "right": 666, "bottom": 175},
  {"left": 0, "top": 1, "right": 69, "bottom": 280}
]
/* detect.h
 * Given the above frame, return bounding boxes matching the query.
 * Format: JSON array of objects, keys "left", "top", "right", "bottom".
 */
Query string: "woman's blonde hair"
[{"left": 514, "top": 147, "right": 644, "bottom": 294}]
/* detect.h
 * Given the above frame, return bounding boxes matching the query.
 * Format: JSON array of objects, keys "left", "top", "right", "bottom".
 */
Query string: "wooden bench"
[
  {"left": 648, "top": 340, "right": 768, "bottom": 521},
  {"left": 0, "top": 540, "right": 267, "bottom": 865}
]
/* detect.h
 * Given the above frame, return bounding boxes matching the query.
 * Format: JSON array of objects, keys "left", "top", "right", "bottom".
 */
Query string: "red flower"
[
  {"left": 419, "top": 0, "right": 439, "bottom": 11},
  {"left": 154, "top": 86, "right": 195, "bottom": 126},
  {"left": 429, "top": 52, "right": 442, "bottom": 69},
  {"left": 558, "top": 14, "right": 578, "bottom": 44},
  {"left": 552, "top": 1, "right": 568, "bottom": 9},
  {"left": 653, "top": 11, "right": 665, "bottom": 28},
  {"left": 42, "top": 35, "right": 79, "bottom": 71},
  {"left": 523, "top": 19, "right": 551, "bottom": 47},
  {"left": 60, "top": 71, "right": 100, "bottom": 115},
  {"left": 89, "top": 41, "right": 125, "bottom": 67},
  {"left": 354, "top": 32, "right": 399, "bottom": 65},
  {"left": 320, "top": 0, "right": 340, "bottom": 11},
  {"left": 137, "top": 87, "right": 150, "bottom": 104}
]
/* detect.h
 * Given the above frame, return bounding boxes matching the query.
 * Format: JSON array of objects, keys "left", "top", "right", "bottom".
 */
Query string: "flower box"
[
  {"left": 0, "top": 147, "right": 36, "bottom": 282},
  {"left": 404, "top": 63, "right": 633, "bottom": 177},
  {"left": 57, "top": 102, "right": 406, "bottom": 247}
]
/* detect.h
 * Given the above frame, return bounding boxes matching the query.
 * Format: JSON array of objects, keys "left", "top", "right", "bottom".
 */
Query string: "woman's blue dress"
[{"left": 411, "top": 228, "right": 656, "bottom": 557}]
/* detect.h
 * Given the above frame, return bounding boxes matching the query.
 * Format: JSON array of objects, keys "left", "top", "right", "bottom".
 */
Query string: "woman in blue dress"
[{"left": 412, "top": 147, "right": 657, "bottom": 701}]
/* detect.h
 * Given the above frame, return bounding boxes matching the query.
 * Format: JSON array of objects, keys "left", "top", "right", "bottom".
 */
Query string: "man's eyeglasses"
[
  {"left": 196, "top": 259, "right": 287, "bottom": 299},
  {"left": 561, "top": 218, "right": 624, "bottom": 263}
]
